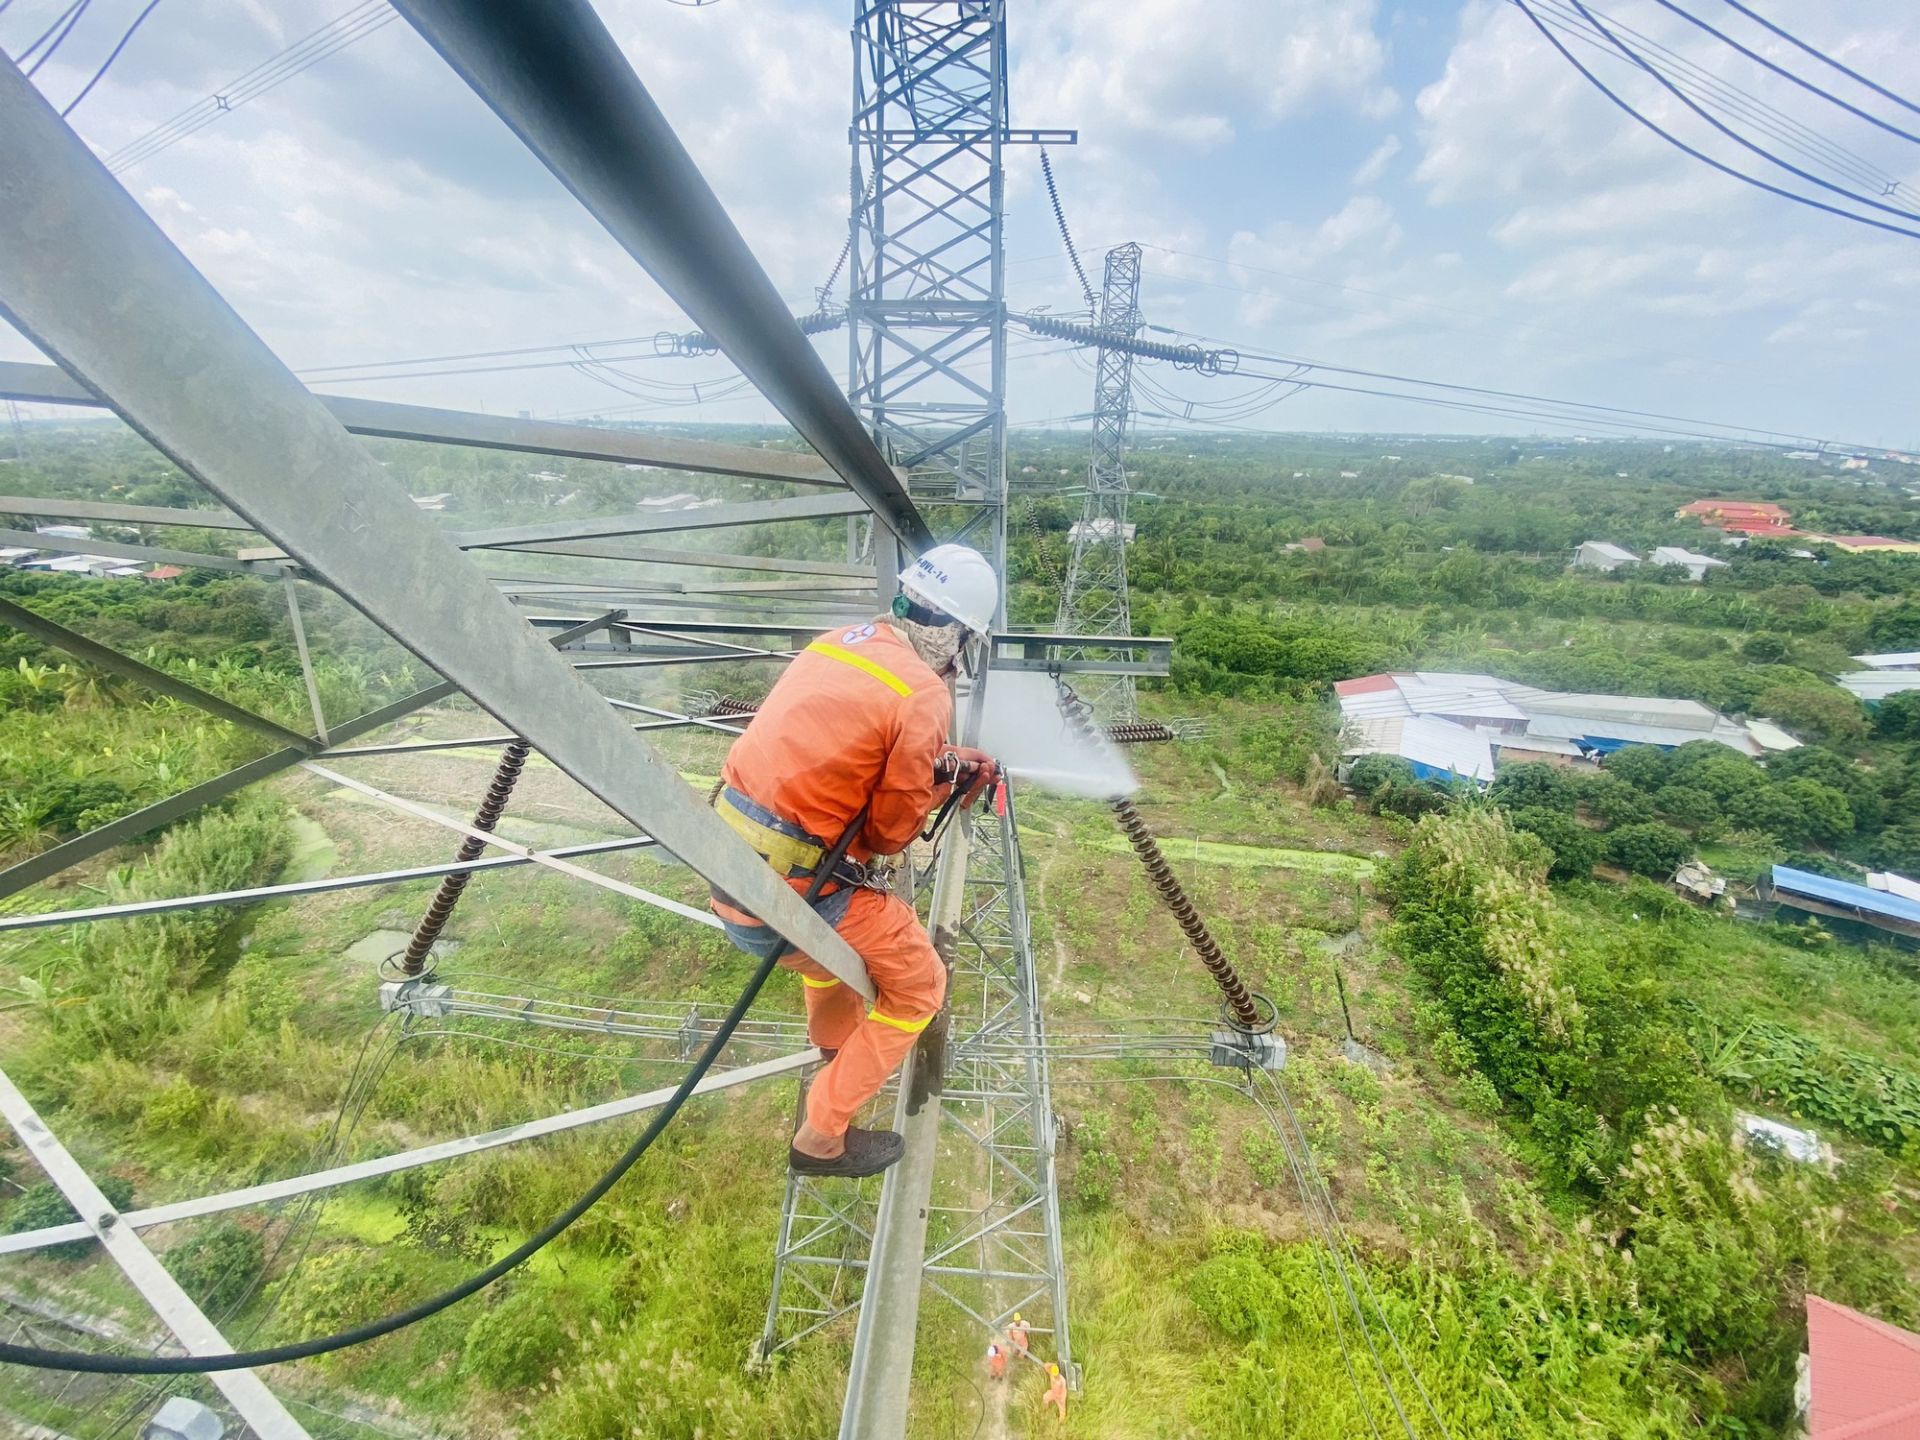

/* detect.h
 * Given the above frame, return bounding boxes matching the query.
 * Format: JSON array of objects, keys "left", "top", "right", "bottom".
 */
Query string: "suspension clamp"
[
  {"left": 379, "top": 976, "right": 452, "bottom": 1018},
  {"left": 1209, "top": 992, "right": 1285, "bottom": 1072}
]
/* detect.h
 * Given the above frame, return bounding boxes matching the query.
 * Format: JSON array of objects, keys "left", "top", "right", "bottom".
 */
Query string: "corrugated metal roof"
[
  {"left": 1334, "top": 673, "right": 1402, "bottom": 696},
  {"left": 1575, "top": 541, "right": 1638, "bottom": 562},
  {"left": 1493, "top": 735, "right": 1588, "bottom": 758},
  {"left": 1338, "top": 690, "right": 1414, "bottom": 720},
  {"left": 1839, "top": 672, "right": 1920, "bottom": 702},
  {"left": 1806, "top": 1294, "right": 1920, "bottom": 1438},
  {"left": 1522, "top": 713, "right": 1762, "bottom": 754},
  {"left": 1854, "top": 652, "right": 1920, "bottom": 670},
  {"left": 1392, "top": 676, "right": 1530, "bottom": 721},
  {"left": 1869, "top": 872, "right": 1920, "bottom": 904},
  {"left": 1650, "top": 546, "right": 1727, "bottom": 568},
  {"left": 1340, "top": 714, "right": 1493, "bottom": 781},
  {"left": 1745, "top": 719, "right": 1804, "bottom": 752},
  {"left": 1771, "top": 867, "right": 1920, "bottom": 925},
  {"left": 1522, "top": 692, "right": 1721, "bottom": 728}
]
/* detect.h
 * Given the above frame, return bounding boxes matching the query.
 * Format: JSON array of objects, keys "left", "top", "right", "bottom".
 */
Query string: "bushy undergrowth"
[{"left": 1379, "top": 808, "right": 1917, "bottom": 1427}]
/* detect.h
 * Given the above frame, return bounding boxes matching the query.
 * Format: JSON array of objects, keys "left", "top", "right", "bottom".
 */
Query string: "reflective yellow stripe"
[
  {"left": 714, "top": 794, "right": 823, "bottom": 874},
  {"left": 867, "top": 1008, "right": 932, "bottom": 1033},
  {"left": 808, "top": 640, "right": 914, "bottom": 697},
  {"left": 800, "top": 975, "right": 841, "bottom": 990}
]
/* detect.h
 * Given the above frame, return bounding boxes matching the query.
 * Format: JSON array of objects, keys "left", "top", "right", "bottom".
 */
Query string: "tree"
[
  {"left": 1874, "top": 691, "right": 1920, "bottom": 743},
  {"left": 1765, "top": 745, "right": 1885, "bottom": 833},
  {"left": 1510, "top": 807, "right": 1605, "bottom": 880},
  {"left": 1753, "top": 684, "right": 1869, "bottom": 746},
  {"left": 1774, "top": 778, "right": 1854, "bottom": 844},
  {"left": 1667, "top": 741, "right": 1768, "bottom": 804},
  {"left": 1604, "top": 744, "right": 1673, "bottom": 793},
  {"left": 1742, "top": 632, "right": 1790, "bottom": 663},
  {"left": 1653, "top": 785, "right": 1720, "bottom": 831},
  {"left": 1578, "top": 773, "right": 1656, "bottom": 827},
  {"left": 1491, "top": 762, "right": 1578, "bottom": 814},
  {"left": 164, "top": 1221, "right": 264, "bottom": 1314},
  {"left": 1866, "top": 600, "right": 1920, "bottom": 651},
  {"left": 1608, "top": 822, "right": 1693, "bottom": 877}
]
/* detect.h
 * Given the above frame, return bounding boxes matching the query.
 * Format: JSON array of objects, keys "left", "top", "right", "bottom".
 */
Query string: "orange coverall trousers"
[{"left": 777, "top": 888, "right": 946, "bottom": 1136}]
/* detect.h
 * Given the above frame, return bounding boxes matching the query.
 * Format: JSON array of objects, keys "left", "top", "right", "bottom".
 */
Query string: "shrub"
[
  {"left": 1754, "top": 684, "right": 1868, "bottom": 746},
  {"left": 1603, "top": 744, "right": 1672, "bottom": 793},
  {"left": 1384, "top": 810, "right": 1699, "bottom": 1187},
  {"left": 1508, "top": 807, "right": 1604, "bottom": 880},
  {"left": 5, "top": 1176, "right": 134, "bottom": 1260},
  {"left": 1873, "top": 690, "right": 1920, "bottom": 742},
  {"left": 1608, "top": 822, "right": 1693, "bottom": 877},
  {"left": 1578, "top": 774, "right": 1655, "bottom": 828},
  {"left": 461, "top": 1284, "right": 581, "bottom": 1390},
  {"left": 164, "top": 1221, "right": 265, "bottom": 1316},
  {"left": 1652, "top": 784, "right": 1719, "bottom": 831},
  {"left": 1490, "top": 762, "right": 1578, "bottom": 813}
]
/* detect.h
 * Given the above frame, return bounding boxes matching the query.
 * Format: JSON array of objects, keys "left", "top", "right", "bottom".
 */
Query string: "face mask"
[{"left": 898, "top": 615, "right": 964, "bottom": 675}]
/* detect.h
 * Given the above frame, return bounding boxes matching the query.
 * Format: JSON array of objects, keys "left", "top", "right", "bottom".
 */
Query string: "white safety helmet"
[{"left": 897, "top": 544, "right": 998, "bottom": 636}]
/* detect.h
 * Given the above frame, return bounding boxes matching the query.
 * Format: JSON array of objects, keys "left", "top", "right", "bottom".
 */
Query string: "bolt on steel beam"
[{"left": 0, "top": 1069, "right": 311, "bottom": 1436}]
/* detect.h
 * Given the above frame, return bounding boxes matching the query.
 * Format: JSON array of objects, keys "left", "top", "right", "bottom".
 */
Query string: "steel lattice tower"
[
  {"left": 1055, "top": 241, "right": 1143, "bottom": 722},
  {"left": 758, "top": 0, "right": 1076, "bottom": 1397}
]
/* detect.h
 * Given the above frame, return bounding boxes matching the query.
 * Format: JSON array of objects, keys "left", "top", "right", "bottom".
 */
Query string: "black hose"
[{"left": 0, "top": 810, "right": 870, "bottom": 1375}]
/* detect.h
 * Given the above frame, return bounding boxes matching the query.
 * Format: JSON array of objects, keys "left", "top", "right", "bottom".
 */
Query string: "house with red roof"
[
  {"left": 1801, "top": 1294, "right": 1920, "bottom": 1437},
  {"left": 1677, "top": 499, "right": 1794, "bottom": 534}
]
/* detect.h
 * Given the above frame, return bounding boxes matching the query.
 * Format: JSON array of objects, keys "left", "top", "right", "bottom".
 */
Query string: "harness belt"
[{"left": 711, "top": 786, "right": 880, "bottom": 918}]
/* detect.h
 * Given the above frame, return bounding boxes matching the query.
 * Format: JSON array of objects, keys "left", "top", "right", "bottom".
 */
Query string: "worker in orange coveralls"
[
  {"left": 710, "top": 545, "right": 1000, "bottom": 1178},
  {"left": 1009, "top": 1313, "right": 1030, "bottom": 1357},
  {"left": 986, "top": 1341, "right": 1007, "bottom": 1381},
  {"left": 1044, "top": 1362, "right": 1068, "bottom": 1421}
]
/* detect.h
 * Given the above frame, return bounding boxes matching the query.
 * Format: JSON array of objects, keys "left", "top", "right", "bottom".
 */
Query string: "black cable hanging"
[{"left": 0, "top": 809, "right": 871, "bottom": 1375}]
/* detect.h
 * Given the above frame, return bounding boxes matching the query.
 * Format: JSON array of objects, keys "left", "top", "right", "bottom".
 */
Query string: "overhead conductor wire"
[
  {"left": 61, "top": 0, "right": 164, "bottom": 116},
  {"left": 1716, "top": 0, "right": 1920, "bottom": 120},
  {"left": 1508, "top": 0, "right": 1920, "bottom": 240},
  {"left": 1558, "top": 0, "right": 1920, "bottom": 222}
]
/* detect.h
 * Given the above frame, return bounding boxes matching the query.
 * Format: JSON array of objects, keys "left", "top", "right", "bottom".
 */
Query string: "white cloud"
[
  {"left": 1016, "top": 0, "right": 1395, "bottom": 153},
  {"left": 1352, "top": 134, "right": 1402, "bottom": 186}
]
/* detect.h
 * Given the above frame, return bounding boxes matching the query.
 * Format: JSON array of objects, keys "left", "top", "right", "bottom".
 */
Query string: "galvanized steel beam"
[
  {"left": 0, "top": 1068, "right": 311, "bottom": 1435},
  {"left": 0, "top": 594, "right": 316, "bottom": 748},
  {"left": 387, "top": 0, "right": 932, "bottom": 550},
  {"left": 0, "top": 60, "right": 873, "bottom": 996},
  {"left": 0, "top": 359, "right": 874, "bottom": 489}
]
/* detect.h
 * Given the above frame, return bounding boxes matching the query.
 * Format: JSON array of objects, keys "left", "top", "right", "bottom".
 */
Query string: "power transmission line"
[
  {"left": 104, "top": 0, "right": 397, "bottom": 174},
  {"left": 1644, "top": 0, "right": 1920, "bottom": 147},
  {"left": 1716, "top": 0, "right": 1920, "bottom": 121},
  {"left": 61, "top": 0, "right": 164, "bottom": 117},
  {"left": 1549, "top": 0, "right": 1920, "bottom": 223},
  {"left": 1531, "top": 0, "right": 1916, "bottom": 204},
  {"left": 1509, "top": 0, "right": 1920, "bottom": 241}
]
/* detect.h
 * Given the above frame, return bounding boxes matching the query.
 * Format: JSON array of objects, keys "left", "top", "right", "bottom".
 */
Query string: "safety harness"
[{"left": 710, "top": 786, "right": 889, "bottom": 918}]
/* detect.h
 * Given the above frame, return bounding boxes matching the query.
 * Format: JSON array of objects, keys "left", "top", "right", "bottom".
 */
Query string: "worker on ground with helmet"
[
  {"left": 711, "top": 544, "right": 1001, "bottom": 1178},
  {"left": 986, "top": 1340, "right": 1007, "bottom": 1381},
  {"left": 1009, "top": 1313, "right": 1030, "bottom": 1357},
  {"left": 1044, "top": 1362, "right": 1068, "bottom": 1421}
]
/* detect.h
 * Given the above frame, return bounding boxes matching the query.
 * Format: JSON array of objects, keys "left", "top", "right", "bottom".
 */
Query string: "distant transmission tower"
[{"left": 1054, "top": 241, "right": 1143, "bottom": 722}]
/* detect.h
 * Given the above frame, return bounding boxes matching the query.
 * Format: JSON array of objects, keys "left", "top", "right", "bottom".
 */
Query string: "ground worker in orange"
[
  {"left": 1044, "top": 1362, "right": 1068, "bottom": 1421},
  {"left": 710, "top": 544, "right": 1001, "bottom": 1178},
  {"left": 1009, "top": 1313, "right": 1030, "bottom": 1357},
  {"left": 986, "top": 1341, "right": 1006, "bottom": 1381}
]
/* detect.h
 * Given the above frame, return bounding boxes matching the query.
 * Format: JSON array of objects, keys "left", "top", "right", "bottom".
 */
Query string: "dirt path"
[{"left": 1030, "top": 818, "right": 1075, "bottom": 996}]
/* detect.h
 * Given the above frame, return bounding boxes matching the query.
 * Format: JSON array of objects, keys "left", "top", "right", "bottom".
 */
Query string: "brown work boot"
[{"left": 789, "top": 1125, "right": 906, "bottom": 1178}]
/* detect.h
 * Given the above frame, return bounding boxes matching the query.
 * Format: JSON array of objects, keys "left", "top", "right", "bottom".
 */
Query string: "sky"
[{"left": 4, "top": 0, "right": 1920, "bottom": 449}]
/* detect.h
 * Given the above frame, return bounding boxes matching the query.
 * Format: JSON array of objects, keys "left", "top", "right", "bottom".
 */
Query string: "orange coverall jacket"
[{"left": 715, "top": 621, "right": 953, "bottom": 1135}]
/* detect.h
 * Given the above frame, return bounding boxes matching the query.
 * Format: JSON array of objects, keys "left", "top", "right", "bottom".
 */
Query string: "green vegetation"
[{"left": 4, "top": 427, "right": 1920, "bottom": 1436}]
